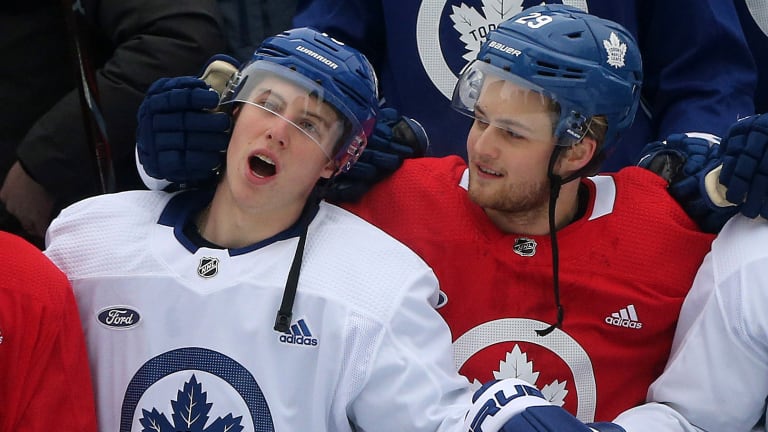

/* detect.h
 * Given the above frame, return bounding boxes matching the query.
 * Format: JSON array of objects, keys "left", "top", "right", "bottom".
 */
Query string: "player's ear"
[
  {"left": 560, "top": 136, "right": 596, "bottom": 173},
  {"left": 319, "top": 160, "right": 336, "bottom": 179}
]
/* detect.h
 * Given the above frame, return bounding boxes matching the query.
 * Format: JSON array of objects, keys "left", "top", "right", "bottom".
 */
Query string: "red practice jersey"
[
  {"left": 0, "top": 232, "right": 97, "bottom": 431},
  {"left": 345, "top": 156, "right": 715, "bottom": 422}
]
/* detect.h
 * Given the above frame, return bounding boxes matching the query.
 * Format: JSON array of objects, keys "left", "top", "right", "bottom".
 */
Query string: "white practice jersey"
[
  {"left": 45, "top": 190, "right": 472, "bottom": 432},
  {"left": 614, "top": 215, "right": 768, "bottom": 432}
]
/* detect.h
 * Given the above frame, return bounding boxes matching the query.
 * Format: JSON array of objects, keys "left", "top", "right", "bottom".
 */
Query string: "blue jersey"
[
  {"left": 294, "top": 0, "right": 757, "bottom": 170},
  {"left": 737, "top": 0, "right": 768, "bottom": 113}
]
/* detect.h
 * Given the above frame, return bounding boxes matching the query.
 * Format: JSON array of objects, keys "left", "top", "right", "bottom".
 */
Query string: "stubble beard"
[{"left": 468, "top": 172, "right": 551, "bottom": 216}]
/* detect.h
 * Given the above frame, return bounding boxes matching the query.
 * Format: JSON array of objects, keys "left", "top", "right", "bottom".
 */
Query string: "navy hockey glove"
[
  {"left": 464, "top": 379, "right": 552, "bottom": 431},
  {"left": 325, "top": 107, "right": 429, "bottom": 203},
  {"left": 499, "top": 406, "right": 625, "bottom": 432},
  {"left": 465, "top": 379, "right": 624, "bottom": 432},
  {"left": 718, "top": 114, "right": 768, "bottom": 219},
  {"left": 637, "top": 133, "right": 737, "bottom": 233},
  {"left": 136, "top": 55, "right": 239, "bottom": 186}
]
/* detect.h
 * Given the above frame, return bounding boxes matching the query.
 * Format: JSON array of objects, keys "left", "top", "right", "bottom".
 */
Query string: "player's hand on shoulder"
[
  {"left": 717, "top": 113, "right": 768, "bottom": 219},
  {"left": 465, "top": 378, "right": 624, "bottom": 432},
  {"left": 136, "top": 54, "right": 240, "bottom": 187},
  {"left": 325, "top": 107, "right": 429, "bottom": 203},
  {"left": 637, "top": 132, "right": 734, "bottom": 233}
]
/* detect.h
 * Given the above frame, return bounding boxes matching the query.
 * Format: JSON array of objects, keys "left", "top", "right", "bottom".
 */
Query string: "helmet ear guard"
[{"left": 557, "top": 111, "right": 590, "bottom": 144}]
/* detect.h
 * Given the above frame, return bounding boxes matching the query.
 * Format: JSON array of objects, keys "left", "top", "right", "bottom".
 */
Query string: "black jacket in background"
[{"left": 1, "top": 0, "right": 226, "bottom": 210}]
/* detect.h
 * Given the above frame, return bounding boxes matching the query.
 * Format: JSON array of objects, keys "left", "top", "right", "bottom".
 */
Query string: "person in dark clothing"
[
  {"left": 736, "top": 0, "right": 768, "bottom": 113},
  {"left": 289, "top": 0, "right": 757, "bottom": 171},
  {"left": 0, "top": 0, "right": 226, "bottom": 247},
  {"left": 217, "top": 0, "right": 298, "bottom": 62}
]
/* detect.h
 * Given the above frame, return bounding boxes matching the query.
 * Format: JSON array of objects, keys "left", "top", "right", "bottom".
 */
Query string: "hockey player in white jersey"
[
  {"left": 43, "top": 27, "right": 487, "bottom": 432},
  {"left": 611, "top": 116, "right": 768, "bottom": 432},
  {"left": 611, "top": 212, "right": 768, "bottom": 432}
]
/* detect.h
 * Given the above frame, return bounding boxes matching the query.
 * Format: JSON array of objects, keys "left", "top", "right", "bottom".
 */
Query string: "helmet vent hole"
[
  {"left": 535, "top": 60, "right": 559, "bottom": 77},
  {"left": 537, "top": 60, "right": 559, "bottom": 70},
  {"left": 566, "top": 31, "right": 583, "bottom": 39},
  {"left": 563, "top": 67, "right": 585, "bottom": 79}
]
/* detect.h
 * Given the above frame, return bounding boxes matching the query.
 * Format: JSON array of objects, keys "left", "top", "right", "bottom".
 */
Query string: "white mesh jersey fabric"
[{"left": 45, "top": 191, "right": 471, "bottom": 432}]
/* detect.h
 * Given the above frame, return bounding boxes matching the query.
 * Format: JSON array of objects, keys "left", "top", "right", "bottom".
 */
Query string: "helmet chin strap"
[
  {"left": 273, "top": 183, "right": 329, "bottom": 333},
  {"left": 535, "top": 141, "right": 597, "bottom": 337},
  {"left": 536, "top": 146, "right": 565, "bottom": 337}
]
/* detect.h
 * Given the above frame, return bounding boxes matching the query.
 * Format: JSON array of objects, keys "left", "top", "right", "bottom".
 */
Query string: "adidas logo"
[
  {"left": 278, "top": 318, "right": 319, "bottom": 346},
  {"left": 605, "top": 304, "right": 643, "bottom": 329}
]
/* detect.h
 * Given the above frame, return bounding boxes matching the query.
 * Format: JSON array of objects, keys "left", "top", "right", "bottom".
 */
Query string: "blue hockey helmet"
[
  {"left": 452, "top": 4, "right": 642, "bottom": 150},
  {"left": 221, "top": 27, "right": 379, "bottom": 175}
]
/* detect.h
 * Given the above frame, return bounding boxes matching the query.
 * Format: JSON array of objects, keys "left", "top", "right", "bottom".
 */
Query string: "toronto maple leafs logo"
[
  {"left": 470, "top": 345, "right": 569, "bottom": 407},
  {"left": 450, "top": 1, "right": 522, "bottom": 62},
  {"left": 603, "top": 32, "right": 627, "bottom": 68},
  {"left": 140, "top": 374, "right": 243, "bottom": 432},
  {"left": 416, "top": 1, "right": 591, "bottom": 99}
]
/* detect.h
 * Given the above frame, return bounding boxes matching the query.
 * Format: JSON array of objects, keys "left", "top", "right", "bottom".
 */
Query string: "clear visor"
[
  {"left": 221, "top": 61, "right": 360, "bottom": 161},
  {"left": 451, "top": 60, "right": 569, "bottom": 145}
]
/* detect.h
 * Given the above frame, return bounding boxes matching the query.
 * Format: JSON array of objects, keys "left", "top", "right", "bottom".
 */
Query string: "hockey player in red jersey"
[
  {"left": 0, "top": 231, "right": 97, "bottom": 430},
  {"left": 133, "top": 6, "right": 728, "bottom": 426},
  {"left": 342, "top": 6, "right": 714, "bottom": 422}
]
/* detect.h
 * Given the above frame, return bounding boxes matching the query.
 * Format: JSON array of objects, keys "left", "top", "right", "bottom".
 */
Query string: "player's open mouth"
[{"left": 249, "top": 154, "right": 276, "bottom": 178}]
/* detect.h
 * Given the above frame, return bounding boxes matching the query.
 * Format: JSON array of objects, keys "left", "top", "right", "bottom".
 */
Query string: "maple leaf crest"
[
  {"left": 450, "top": 0, "right": 525, "bottom": 62},
  {"left": 489, "top": 344, "right": 569, "bottom": 406},
  {"left": 603, "top": 32, "right": 627, "bottom": 68},
  {"left": 139, "top": 374, "right": 244, "bottom": 432},
  {"left": 493, "top": 345, "right": 540, "bottom": 384},
  {"left": 541, "top": 379, "right": 568, "bottom": 406}
]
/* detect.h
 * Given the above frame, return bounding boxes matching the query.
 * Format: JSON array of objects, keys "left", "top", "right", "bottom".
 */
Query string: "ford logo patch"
[{"left": 97, "top": 306, "right": 141, "bottom": 329}]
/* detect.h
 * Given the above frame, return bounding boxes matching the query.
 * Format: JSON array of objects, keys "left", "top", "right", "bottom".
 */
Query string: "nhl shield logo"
[
  {"left": 513, "top": 237, "right": 537, "bottom": 257},
  {"left": 197, "top": 257, "right": 219, "bottom": 278}
]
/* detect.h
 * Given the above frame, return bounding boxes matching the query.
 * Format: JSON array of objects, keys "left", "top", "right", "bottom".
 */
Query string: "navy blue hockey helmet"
[
  {"left": 221, "top": 27, "right": 379, "bottom": 175},
  {"left": 452, "top": 4, "right": 642, "bottom": 150}
]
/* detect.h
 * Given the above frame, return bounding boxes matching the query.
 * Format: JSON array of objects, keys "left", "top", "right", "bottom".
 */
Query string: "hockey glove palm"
[
  {"left": 325, "top": 107, "right": 429, "bottom": 203},
  {"left": 136, "top": 55, "right": 239, "bottom": 186}
]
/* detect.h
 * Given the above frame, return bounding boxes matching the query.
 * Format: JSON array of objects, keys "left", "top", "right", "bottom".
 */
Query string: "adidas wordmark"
[
  {"left": 605, "top": 304, "right": 643, "bottom": 329},
  {"left": 279, "top": 318, "right": 319, "bottom": 346}
]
